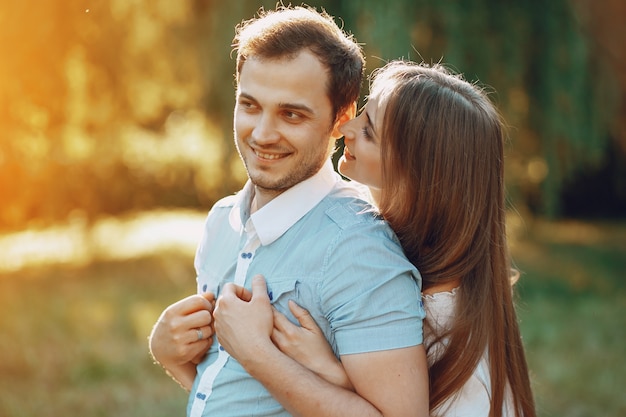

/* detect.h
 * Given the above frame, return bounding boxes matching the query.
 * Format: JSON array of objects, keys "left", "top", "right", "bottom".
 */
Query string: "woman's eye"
[{"left": 362, "top": 127, "right": 373, "bottom": 139}]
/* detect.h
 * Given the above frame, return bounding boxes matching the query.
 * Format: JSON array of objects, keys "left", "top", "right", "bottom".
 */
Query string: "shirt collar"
[{"left": 229, "top": 160, "right": 339, "bottom": 246}]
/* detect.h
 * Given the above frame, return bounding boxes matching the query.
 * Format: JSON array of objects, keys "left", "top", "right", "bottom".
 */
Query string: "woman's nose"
[{"left": 339, "top": 119, "right": 354, "bottom": 142}]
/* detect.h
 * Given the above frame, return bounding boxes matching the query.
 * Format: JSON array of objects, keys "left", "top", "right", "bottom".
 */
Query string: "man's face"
[{"left": 234, "top": 51, "right": 338, "bottom": 203}]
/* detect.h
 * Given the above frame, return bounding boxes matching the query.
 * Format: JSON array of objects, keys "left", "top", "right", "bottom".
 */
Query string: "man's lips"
[{"left": 254, "top": 149, "right": 288, "bottom": 160}]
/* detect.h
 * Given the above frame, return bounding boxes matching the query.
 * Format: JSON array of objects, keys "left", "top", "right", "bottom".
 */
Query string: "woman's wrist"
[{"left": 316, "top": 359, "right": 354, "bottom": 391}]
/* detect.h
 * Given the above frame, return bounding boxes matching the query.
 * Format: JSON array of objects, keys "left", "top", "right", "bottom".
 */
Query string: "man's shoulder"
[
  {"left": 318, "top": 186, "right": 394, "bottom": 237},
  {"left": 211, "top": 193, "right": 239, "bottom": 209},
  {"left": 322, "top": 195, "right": 382, "bottom": 228},
  {"left": 202, "top": 194, "right": 239, "bottom": 225}
]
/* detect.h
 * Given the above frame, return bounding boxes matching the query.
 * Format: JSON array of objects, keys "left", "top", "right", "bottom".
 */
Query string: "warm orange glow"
[{"left": 0, "top": 1, "right": 246, "bottom": 233}]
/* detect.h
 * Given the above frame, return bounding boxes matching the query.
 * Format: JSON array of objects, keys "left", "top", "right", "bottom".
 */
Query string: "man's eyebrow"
[
  {"left": 237, "top": 92, "right": 315, "bottom": 115},
  {"left": 278, "top": 101, "right": 315, "bottom": 115},
  {"left": 237, "top": 92, "right": 256, "bottom": 102}
]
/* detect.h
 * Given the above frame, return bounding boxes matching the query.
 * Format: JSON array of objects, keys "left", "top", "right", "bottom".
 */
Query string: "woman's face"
[{"left": 337, "top": 94, "right": 386, "bottom": 191}]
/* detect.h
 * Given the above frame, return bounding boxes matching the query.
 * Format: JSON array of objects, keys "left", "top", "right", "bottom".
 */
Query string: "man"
[{"left": 149, "top": 6, "right": 428, "bottom": 417}]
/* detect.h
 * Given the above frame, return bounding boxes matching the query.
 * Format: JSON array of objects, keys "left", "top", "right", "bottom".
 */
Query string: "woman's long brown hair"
[{"left": 374, "top": 61, "right": 535, "bottom": 417}]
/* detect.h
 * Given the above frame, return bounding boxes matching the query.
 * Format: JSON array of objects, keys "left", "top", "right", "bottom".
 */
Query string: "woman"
[{"left": 270, "top": 60, "right": 536, "bottom": 417}]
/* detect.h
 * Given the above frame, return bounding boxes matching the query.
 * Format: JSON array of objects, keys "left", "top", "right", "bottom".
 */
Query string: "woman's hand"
[{"left": 271, "top": 300, "right": 354, "bottom": 390}]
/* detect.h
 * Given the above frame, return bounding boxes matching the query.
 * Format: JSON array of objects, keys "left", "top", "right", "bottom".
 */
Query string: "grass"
[
  {"left": 0, "top": 254, "right": 194, "bottom": 417},
  {"left": 0, "top": 212, "right": 624, "bottom": 416},
  {"left": 512, "top": 219, "right": 626, "bottom": 417}
]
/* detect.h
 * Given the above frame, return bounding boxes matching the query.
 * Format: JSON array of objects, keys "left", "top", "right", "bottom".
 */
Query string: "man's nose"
[{"left": 252, "top": 114, "right": 280, "bottom": 144}]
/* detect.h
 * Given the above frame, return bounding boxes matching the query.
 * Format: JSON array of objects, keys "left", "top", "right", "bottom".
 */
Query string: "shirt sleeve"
[{"left": 320, "top": 219, "right": 425, "bottom": 355}]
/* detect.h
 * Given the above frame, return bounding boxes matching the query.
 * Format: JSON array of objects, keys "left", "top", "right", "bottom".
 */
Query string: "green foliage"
[
  {"left": 512, "top": 220, "right": 626, "bottom": 416},
  {"left": 0, "top": 0, "right": 622, "bottom": 231},
  {"left": 327, "top": 0, "right": 622, "bottom": 218}
]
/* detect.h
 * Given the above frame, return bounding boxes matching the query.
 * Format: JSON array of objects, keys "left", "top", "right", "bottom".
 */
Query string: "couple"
[{"left": 149, "top": 5, "right": 536, "bottom": 417}]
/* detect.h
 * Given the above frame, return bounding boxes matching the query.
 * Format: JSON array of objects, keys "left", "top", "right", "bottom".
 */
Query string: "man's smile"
[{"left": 253, "top": 149, "right": 289, "bottom": 160}]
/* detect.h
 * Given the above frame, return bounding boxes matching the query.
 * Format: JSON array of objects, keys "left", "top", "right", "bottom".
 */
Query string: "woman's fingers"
[{"left": 288, "top": 300, "right": 317, "bottom": 331}]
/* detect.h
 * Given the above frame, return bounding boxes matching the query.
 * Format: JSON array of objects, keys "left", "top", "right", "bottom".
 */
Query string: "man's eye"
[{"left": 284, "top": 111, "right": 303, "bottom": 121}]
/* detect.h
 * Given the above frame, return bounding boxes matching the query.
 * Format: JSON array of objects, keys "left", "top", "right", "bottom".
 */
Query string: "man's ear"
[{"left": 331, "top": 101, "right": 357, "bottom": 140}]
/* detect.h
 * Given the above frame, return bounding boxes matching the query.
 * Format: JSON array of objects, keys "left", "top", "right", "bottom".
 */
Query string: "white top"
[{"left": 423, "top": 288, "right": 514, "bottom": 417}]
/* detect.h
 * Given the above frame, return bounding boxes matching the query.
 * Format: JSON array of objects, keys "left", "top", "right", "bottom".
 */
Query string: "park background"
[{"left": 0, "top": 0, "right": 624, "bottom": 416}]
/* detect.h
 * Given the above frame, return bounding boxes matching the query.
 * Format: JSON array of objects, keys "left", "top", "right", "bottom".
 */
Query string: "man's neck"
[{"left": 251, "top": 187, "right": 284, "bottom": 214}]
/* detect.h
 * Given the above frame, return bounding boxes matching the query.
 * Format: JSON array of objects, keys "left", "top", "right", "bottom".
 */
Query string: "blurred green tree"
[
  {"left": 325, "top": 0, "right": 624, "bottom": 218},
  {"left": 0, "top": 0, "right": 623, "bottom": 231}
]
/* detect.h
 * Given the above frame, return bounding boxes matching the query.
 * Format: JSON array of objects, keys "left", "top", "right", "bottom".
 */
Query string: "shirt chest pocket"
[
  {"left": 266, "top": 278, "right": 301, "bottom": 310},
  {"left": 196, "top": 254, "right": 240, "bottom": 294},
  {"left": 265, "top": 276, "right": 323, "bottom": 327},
  {"left": 196, "top": 270, "right": 223, "bottom": 295},
  {"left": 265, "top": 276, "right": 336, "bottom": 356}
]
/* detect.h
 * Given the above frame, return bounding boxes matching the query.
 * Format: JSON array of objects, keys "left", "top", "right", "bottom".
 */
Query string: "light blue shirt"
[{"left": 188, "top": 161, "right": 425, "bottom": 417}]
